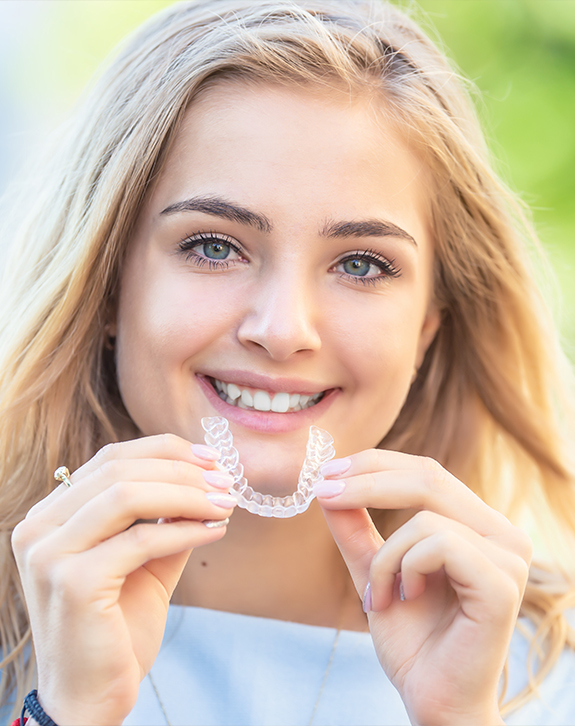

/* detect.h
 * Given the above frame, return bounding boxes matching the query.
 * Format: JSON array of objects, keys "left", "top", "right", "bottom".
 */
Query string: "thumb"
[{"left": 321, "top": 506, "right": 384, "bottom": 596}]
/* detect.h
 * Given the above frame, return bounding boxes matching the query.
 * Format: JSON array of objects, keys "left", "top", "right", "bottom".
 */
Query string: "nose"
[{"left": 237, "top": 272, "right": 321, "bottom": 361}]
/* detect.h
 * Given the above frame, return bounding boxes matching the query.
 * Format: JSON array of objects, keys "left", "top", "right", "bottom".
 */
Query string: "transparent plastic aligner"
[{"left": 201, "top": 416, "right": 335, "bottom": 518}]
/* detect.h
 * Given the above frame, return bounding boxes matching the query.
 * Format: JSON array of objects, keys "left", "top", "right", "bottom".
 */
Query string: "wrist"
[
  {"left": 409, "top": 703, "right": 504, "bottom": 726},
  {"left": 19, "top": 689, "right": 125, "bottom": 726}
]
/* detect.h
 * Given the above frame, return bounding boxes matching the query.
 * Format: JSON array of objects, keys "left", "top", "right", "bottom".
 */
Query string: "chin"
[{"left": 243, "top": 461, "right": 304, "bottom": 497}]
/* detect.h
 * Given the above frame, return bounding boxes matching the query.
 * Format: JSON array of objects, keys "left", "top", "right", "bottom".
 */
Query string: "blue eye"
[
  {"left": 342, "top": 257, "right": 372, "bottom": 276},
  {"left": 201, "top": 240, "right": 231, "bottom": 259},
  {"left": 335, "top": 250, "right": 401, "bottom": 284},
  {"left": 178, "top": 232, "right": 244, "bottom": 268}
]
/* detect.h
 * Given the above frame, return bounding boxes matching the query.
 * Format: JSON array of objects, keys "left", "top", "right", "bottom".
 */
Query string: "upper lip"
[{"left": 199, "top": 371, "right": 333, "bottom": 395}]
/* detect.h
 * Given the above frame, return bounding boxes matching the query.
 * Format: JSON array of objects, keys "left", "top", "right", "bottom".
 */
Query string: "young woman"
[{"left": 1, "top": 1, "right": 574, "bottom": 724}]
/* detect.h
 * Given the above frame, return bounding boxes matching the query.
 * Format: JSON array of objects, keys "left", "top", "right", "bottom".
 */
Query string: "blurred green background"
[{"left": 1, "top": 0, "right": 574, "bottom": 358}]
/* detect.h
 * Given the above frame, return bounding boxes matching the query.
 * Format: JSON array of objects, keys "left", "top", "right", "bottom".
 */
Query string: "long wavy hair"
[{"left": 1, "top": 0, "right": 574, "bottom": 719}]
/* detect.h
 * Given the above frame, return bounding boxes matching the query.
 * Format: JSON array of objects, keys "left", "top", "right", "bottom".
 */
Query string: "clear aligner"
[{"left": 201, "top": 416, "right": 335, "bottom": 518}]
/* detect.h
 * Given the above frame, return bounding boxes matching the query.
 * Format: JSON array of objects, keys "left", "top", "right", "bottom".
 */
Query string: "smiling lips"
[{"left": 209, "top": 376, "right": 326, "bottom": 413}]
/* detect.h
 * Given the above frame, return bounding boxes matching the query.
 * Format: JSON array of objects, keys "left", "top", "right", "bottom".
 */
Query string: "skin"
[{"left": 11, "top": 84, "right": 531, "bottom": 726}]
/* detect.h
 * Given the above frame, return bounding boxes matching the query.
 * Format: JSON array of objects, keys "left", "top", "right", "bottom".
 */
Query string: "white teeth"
[
  {"left": 211, "top": 378, "right": 325, "bottom": 413},
  {"left": 227, "top": 383, "right": 241, "bottom": 401},
  {"left": 240, "top": 389, "right": 254, "bottom": 407},
  {"left": 253, "top": 390, "right": 271, "bottom": 411},
  {"left": 271, "top": 391, "right": 290, "bottom": 412}
]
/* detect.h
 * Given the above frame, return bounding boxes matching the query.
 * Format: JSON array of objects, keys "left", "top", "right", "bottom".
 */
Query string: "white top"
[{"left": 125, "top": 605, "right": 575, "bottom": 726}]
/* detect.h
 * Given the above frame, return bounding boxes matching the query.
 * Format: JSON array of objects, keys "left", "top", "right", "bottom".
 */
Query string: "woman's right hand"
[{"left": 11, "top": 434, "right": 236, "bottom": 726}]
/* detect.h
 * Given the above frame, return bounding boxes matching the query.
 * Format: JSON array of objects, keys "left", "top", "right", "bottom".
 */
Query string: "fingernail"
[
  {"left": 362, "top": 582, "right": 372, "bottom": 613},
  {"left": 191, "top": 443, "right": 221, "bottom": 461},
  {"left": 205, "top": 492, "right": 237, "bottom": 508},
  {"left": 399, "top": 581, "right": 405, "bottom": 602},
  {"left": 313, "top": 479, "right": 346, "bottom": 498},
  {"left": 319, "top": 457, "right": 351, "bottom": 478},
  {"left": 202, "top": 470, "right": 234, "bottom": 489},
  {"left": 203, "top": 517, "right": 230, "bottom": 529}
]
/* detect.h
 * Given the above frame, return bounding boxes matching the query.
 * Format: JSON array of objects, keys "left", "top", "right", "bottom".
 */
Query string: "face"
[{"left": 115, "top": 82, "right": 440, "bottom": 494}]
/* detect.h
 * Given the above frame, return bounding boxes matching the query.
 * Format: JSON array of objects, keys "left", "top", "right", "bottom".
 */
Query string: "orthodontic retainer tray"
[{"left": 201, "top": 416, "right": 335, "bottom": 518}]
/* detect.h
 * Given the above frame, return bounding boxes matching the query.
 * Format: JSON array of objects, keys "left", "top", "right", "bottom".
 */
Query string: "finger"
[
  {"left": 53, "top": 518, "right": 228, "bottom": 597},
  {"left": 398, "top": 531, "right": 523, "bottom": 623},
  {"left": 321, "top": 507, "right": 384, "bottom": 597},
  {"left": 36, "top": 458, "right": 235, "bottom": 527},
  {"left": 368, "top": 510, "right": 529, "bottom": 610},
  {"left": 317, "top": 454, "right": 513, "bottom": 540},
  {"left": 28, "top": 435, "right": 221, "bottom": 519},
  {"left": 74, "top": 434, "right": 220, "bottom": 481},
  {"left": 46, "top": 482, "right": 237, "bottom": 552}
]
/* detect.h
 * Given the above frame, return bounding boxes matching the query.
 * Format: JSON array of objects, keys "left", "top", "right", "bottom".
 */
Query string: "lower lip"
[{"left": 197, "top": 375, "right": 339, "bottom": 433}]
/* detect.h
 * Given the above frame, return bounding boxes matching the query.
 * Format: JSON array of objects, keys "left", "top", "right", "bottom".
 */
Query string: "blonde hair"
[{"left": 1, "top": 0, "right": 574, "bottom": 718}]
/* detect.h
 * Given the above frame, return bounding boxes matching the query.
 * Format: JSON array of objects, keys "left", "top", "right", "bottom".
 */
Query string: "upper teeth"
[{"left": 212, "top": 378, "right": 324, "bottom": 413}]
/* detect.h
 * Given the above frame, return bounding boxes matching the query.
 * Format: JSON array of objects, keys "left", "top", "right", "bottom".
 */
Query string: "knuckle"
[
  {"left": 419, "top": 455, "right": 440, "bottom": 473},
  {"left": 11, "top": 520, "right": 31, "bottom": 554},
  {"left": 411, "top": 509, "right": 440, "bottom": 535},
  {"left": 514, "top": 557, "right": 531, "bottom": 589},
  {"left": 433, "top": 528, "right": 459, "bottom": 552},
  {"left": 364, "top": 471, "right": 378, "bottom": 497},
  {"left": 107, "top": 480, "right": 137, "bottom": 508},
  {"left": 25, "top": 541, "right": 54, "bottom": 577},
  {"left": 97, "top": 458, "right": 123, "bottom": 481},
  {"left": 366, "top": 448, "right": 383, "bottom": 471},
  {"left": 171, "top": 457, "right": 188, "bottom": 480},
  {"left": 12, "top": 517, "right": 49, "bottom": 557},
  {"left": 95, "top": 441, "right": 123, "bottom": 464},
  {"left": 124, "top": 523, "right": 153, "bottom": 554},
  {"left": 420, "top": 458, "right": 450, "bottom": 495},
  {"left": 161, "top": 432, "right": 181, "bottom": 452},
  {"left": 511, "top": 526, "right": 533, "bottom": 564}
]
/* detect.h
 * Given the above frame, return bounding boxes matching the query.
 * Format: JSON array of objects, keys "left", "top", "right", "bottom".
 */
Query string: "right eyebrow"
[{"left": 160, "top": 195, "right": 273, "bottom": 234}]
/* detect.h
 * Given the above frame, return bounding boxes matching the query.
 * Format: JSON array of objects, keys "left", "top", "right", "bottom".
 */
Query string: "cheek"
[
  {"left": 114, "top": 260, "right": 241, "bottom": 429},
  {"left": 330, "top": 291, "right": 423, "bottom": 378},
  {"left": 117, "top": 263, "right": 238, "bottom": 362},
  {"left": 325, "top": 290, "right": 427, "bottom": 451}
]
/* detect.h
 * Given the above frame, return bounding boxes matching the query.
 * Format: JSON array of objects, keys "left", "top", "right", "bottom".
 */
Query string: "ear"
[
  {"left": 104, "top": 301, "right": 118, "bottom": 339},
  {"left": 415, "top": 301, "right": 441, "bottom": 369}
]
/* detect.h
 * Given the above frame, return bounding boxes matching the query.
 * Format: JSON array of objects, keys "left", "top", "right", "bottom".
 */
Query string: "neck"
[{"left": 172, "top": 501, "right": 368, "bottom": 631}]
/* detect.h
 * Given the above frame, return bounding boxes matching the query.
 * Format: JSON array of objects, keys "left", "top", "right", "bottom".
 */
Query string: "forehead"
[{"left": 146, "top": 80, "right": 432, "bottom": 244}]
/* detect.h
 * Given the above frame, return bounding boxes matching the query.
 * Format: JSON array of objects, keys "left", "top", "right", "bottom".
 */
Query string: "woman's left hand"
[{"left": 316, "top": 450, "right": 532, "bottom": 726}]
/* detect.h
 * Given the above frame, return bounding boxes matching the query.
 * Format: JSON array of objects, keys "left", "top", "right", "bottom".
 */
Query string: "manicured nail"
[
  {"left": 319, "top": 457, "right": 351, "bottom": 478},
  {"left": 205, "top": 491, "right": 237, "bottom": 508},
  {"left": 191, "top": 443, "right": 221, "bottom": 461},
  {"left": 399, "top": 581, "right": 405, "bottom": 602},
  {"left": 313, "top": 479, "right": 346, "bottom": 498},
  {"left": 203, "top": 517, "right": 230, "bottom": 529},
  {"left": 362, "top": 582, "right": 372, "bottom": 613},
  {"left": 202, "top": 470, "right": 235, "bottom": 489}
]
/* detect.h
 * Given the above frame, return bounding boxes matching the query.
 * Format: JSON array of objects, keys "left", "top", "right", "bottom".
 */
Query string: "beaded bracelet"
[{"left": 10, "top": 690, "right": 60, "bottom": 726}]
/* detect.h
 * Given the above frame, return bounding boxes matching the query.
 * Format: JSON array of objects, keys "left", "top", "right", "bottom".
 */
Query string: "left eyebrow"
[{"left": 320, "top": 219, "right": 417, "bottom": 247}]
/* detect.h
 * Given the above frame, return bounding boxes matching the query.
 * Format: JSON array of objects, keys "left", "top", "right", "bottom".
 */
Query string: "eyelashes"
[
  {"left": 178, "top": 231, "right": 244, "bottom": 270},
  {"left": 177, "top": 231, "right": 402, "bottom": 285},
  {"left": 335, "top": 248, "right": 401, "bottom": 285}
]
